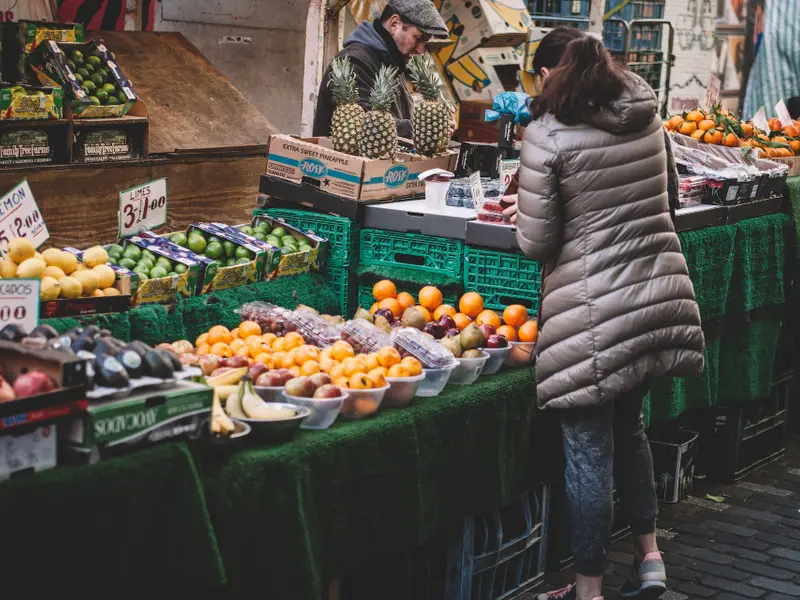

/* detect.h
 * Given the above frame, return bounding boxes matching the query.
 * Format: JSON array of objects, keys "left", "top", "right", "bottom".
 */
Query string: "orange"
[
  {"left": 476, "top": 309, "right": 501, "bottom": 329},
  {"left": 685, "top": 110, "right": 705, "bottom": 122},
  {"left": 301, "top": 360, "right": 321, "bottom": 376},
  {"left": 667, "top": 115, "right": 683, "bottom": 130},
  {"left": 691, "top": 128, "right": 705, "bottom": 141},
  {"left": 280, "top": 351, "right": 297, "bottom": 369},
  {"left": 453, "top": 313, "right": 472, "bottom": 330},
  {"left": 295, "top": 344, "right": 321, "bottom": 365},
  {"left": 320, "top": 357, "right": 338, "bottom": 373},
  {"left": 342, "top": 356, "right": 366, "bottom": 377},
  {"left": 517, "top": 321, "right": 538, "bottom": 343},
  {"left": 396, "top": 292, "right": 415, "bottom": 311},
  {"left": 255, "top": 354, "right": 275, "bottom": 369},
  {"left": 207, "top": 325, "right": 232, "bottom": 346},
  {"left": 418, "top": 286, "right": 443, "bottom": 310},
  {"left": 289, "top": 366, "right": 301, "bottom": 377},
  {"left": 373, "top": 279, "right": 397, "bottom": 301},
  {"left": 741, "top": 123, "right": 753, "bottom": 137},
  {"left": 497, "top": 325, "right": 517, "bottom": 342},
  {"left": 768, "top": 117, "right": 782, "bottom": 131},
  {"left": 789, "top": 140, "right": 800, "bottom": 154},
  {"left": 765, "top": 147, "right": 777, "bottom": 157},
  {"left": 284, "top": 332, "right": 305, "bottom": 350},
  {"left": 387, "top": 364, "right": 411, "bottom": 378},
  {"left": 232, "top": 328, "right": 241, "bottom": 340},
  {"left": 773, "top": 135, "right": 788, "bottom": 144},
  {"left": 195, "top": 333, "right": 209, "bottom": 348},
  {"left": 433, "top": 304, "right": 457, "bottom": 320},
  {"left": 378, "top": 297, "right": 403, "bottom": 318},
  {"left": 272, "top": 351, "right": 287, "bottom": 366},
  {"left": 367, "top": 367, "right": 387, "bottom": 388},
  {"left": 349, "top": 373, "right": 374, "bottom": 390},
  {"left": 702, "top": 130, "right": 721, "bottom": 144},
  {"left": 248, "top": 339, "right": 271, "bottom": 358},
  {"left": 503, "top": 305, "right": 529, "bottom": 328},
  {"left": 330, "top": 363, "right": 347, "bottom": 380},
  {"left": 238, "top": 320, "right": 261, "bottom": 338},
  {"left": 244, "top": 335, "right": 262, "bottom": 346},
  {"left": 331, "top": 340, "right": 355, "bottom": 361},
  {"left": 459, "top": 292, "right": 484, "bottom": 319},
  {"left": 229, "top": 339, "right": 247, "bottom": 354},
  {"left": 775, "top": 147, "right": 793, "bottom": 157},
  {"left": 235, "top": 346, "right": 250, "bottom": 358},
  {"left": 415, "top": 305, "right": 432, "bottom": 322},
  {"left": 210, "top": 342, "right": 233, "bottom": 358},
  {"left": 261, "top": 332, "right": 277, "bottom": 346},
  {"left": 784, "top": 125, "right": 799, "bottom": 137},
  {"left": 401, "top": 356, "right": 423, "bottom": 376},
  {"left": 698, "top": 119, "right": 716, "bottom": 131},
  {"left": 320, "top": 347, "right": 333, "bottom": 362},
  {"left": 678, "top": 121, "right": 697, "bottom": 135},
  {"left": 722, "top": 132, "right": 739, "bottom": 147},
  {"left": 335, "top": 376, "right": 351, "bottom": 389},
  {"left": 196, "top": 344, "right": 211, "bottom": 356},
  {"left": 370, "top": 302, "right": 380, "bottom": 315},
  {"left": 363, "top": 353, "right": 380, "bottom": 371},
  {"left": 377, "top": 346, "right": 402, "bottom": 368},
  {"left": 271, "top": 337, "right": 286, "bottom": 352}
]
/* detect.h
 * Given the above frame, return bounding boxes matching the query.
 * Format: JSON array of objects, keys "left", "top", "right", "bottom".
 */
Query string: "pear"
[
  {"left": 440, "top": 335, "right": 463, "bottom": 358},
  {"left": 459, "top": 323, "right": 485, "bottom": 350},
  {"left": 353, "top": 307, "right": 374, "bottom": 323},
  {"left": 462, "top": 349, "right": 483, "bottom": 359},
  {"left": 374, "top": 315, "right": 392, "bottom": 334},
  {"left": 401, "top": 307, "right": 426, "bottom": 331}
]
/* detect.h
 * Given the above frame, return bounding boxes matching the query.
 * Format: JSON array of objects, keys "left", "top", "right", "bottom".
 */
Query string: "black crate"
[
  {"left": 649, "top": 428, "right": 699, "bottom": 503},
  {"left": 698, "top": 383, "right": 790, "bottom": 482}
]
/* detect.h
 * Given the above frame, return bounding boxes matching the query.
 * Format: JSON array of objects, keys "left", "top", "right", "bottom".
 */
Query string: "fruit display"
[
  {"left": 106, "top": 241, "right": 185, "bottom": 281},
  {"left": 664, "top": 107, "right": 800, "bottom": 157},
  {"left": 340, "top": 319, "right": 391, "bottom": 354},
  {"left": 237, "top": 302, "right": 343, "bottom": 341},
  {"left": 0, "top": 238, "right": 123, "bottom": 300},
  {"left": 0, "top": 84, "right": 63, "bottom": 120},
  {"left": 237, "top": 216, "right": 325, "bottom": 279},
  {"left": 328, "top": 56, "right": 365, "bottom": 156},
  {"left": 361, "top": 65, "right": 400, "bottom": 159},
  {"left": 408, "top": 54, "right": 451, "bottom": 157}
]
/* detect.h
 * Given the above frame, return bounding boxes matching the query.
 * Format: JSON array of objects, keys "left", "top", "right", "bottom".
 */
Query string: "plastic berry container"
[
  {"left": 237, "top": 302, "right": 295, "bottom": 336},
  {"left": 390, "top": 327, "right": 458, "bottom": 369},
  {"left": 287, "top": 308, "right": 342, "bottom": 347},
  {"left": 341, "top": 319, "right": 391, "bottom": 354}
]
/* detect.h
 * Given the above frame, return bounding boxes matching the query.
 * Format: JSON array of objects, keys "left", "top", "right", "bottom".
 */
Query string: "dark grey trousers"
[{"left": 561, "top": 382, "right": 658, "bottom": 577}]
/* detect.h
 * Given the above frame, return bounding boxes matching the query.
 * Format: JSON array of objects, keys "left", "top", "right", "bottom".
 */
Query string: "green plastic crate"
[
  {"left": 357, "top": 279, "right": 461, "bottom": 311},
  {"left": 255, "top": 208, "right": 358, "bottom": 267},
  {"left": 323, "top": 265, "right": 357, "bottom": 317},
  {"left": 359, "top": 229, "right": 463, "bottom": 278},
  {"left": 464, "top": 247, "right": 541, "bottom": 314}
]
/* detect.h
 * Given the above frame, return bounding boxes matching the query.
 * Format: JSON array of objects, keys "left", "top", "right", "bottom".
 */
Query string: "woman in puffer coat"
[{"left": 504, "top": 29, "right": 705, "bottom": 600}]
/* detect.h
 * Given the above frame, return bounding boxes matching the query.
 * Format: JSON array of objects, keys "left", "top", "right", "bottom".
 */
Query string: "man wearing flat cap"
[{"left": 313, "top": 0, "right": 449, "bottom": 140}]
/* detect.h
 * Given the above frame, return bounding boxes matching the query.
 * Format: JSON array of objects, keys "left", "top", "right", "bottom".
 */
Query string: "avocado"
[
  {"left": 116, "top": 349, "right": 145, "bottom": 378},
  {"left": 154, "top": 348, "right": 182, "bottom": 372},
  {"left": 94, "top": 354, "right": 130, "bottom": 388},
  {"left": 0, "top": 323, "right": 27, "bottom": 342},
  {"left": 29, "top": 324, "right": 59, "bottom": 340},
  {"left": 143, "top": 350, "right": 174, "bottom": 379}
]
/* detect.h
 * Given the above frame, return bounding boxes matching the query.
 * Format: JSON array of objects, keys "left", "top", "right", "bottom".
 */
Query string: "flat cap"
[{"left": 387, "top": 0, "right": 449, "bottom": 38}]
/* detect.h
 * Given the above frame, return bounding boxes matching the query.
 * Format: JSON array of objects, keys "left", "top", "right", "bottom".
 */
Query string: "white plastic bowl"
[
  {"left": 282, "top": 391, "right": 347, "bottom": 430},
  {"left": 417, "top": 363, "right": 456, "bottom": 397},
  {"left": 340, "top": 385, "right": 390, "bottom": 419},
  {"left": 481, "top": 346, "right": 512, "bottom": 375},
  {"left": 503, "top": 342, "right": 535, "bottom": 368},
  {"left": 450, "top": 352, "right": 490, "bottom": 385},
  {"left": 384, "top": 373, "right": 426, "bottom": 408},
  {"left": 254, "top": 385, "right": 284, "bottom": 402}
]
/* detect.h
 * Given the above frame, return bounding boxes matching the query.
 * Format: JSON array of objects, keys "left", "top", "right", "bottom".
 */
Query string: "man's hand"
[{"left": 502, "top": 194, "right": 518, "bottom": 224}]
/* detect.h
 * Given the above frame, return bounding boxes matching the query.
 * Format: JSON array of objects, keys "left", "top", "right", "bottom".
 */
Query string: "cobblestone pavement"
[{"left": 524, "top": 439, "right": 800, "bottom": 600}]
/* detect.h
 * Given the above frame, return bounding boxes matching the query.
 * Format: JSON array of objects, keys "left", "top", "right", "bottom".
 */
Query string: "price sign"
[
  {"left": 776, "top": 100, "right": 794, "bottom": 127},
  {"left": 752, "top": 107, "right": 770, "bottom": 135},
  {"left": 500, "top": 159, "right": 520, "bottom": 193},
  {"left": 469, "top": 171, "right": 485, "bottom": 208},
  {"left": 0, "top": 180, "right": 49, "bottom": 257},
  {"left": 119, "top": 178, "right": 167, "bottom": 237},
  {"left": 0, "top": 278, "right": 40, "bottom": 334},
  {"left": 703, "top": 73, "right": 721, "bottom": 113}
]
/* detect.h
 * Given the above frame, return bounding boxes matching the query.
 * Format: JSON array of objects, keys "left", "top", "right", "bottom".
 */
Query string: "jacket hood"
[
  {"left": 344, "top": 21, "right": 389, "bottom": 53},
  {"left": 584, "top": 72, "right": 658, "bottom": 135}
]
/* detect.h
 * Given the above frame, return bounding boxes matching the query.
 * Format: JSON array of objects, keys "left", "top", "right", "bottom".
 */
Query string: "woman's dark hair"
[
  {"left": 531, "top": 33, "right": 626, "bottom": 125},
  {"left": 531, "top": 27, "right": 585, "bottom": 75}
]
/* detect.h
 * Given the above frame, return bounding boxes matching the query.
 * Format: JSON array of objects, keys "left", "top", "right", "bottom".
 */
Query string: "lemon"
[
  {"left": 40, "top": 276, "right": 61, "bottom": 300},
  {"left": 59, "top": 251, "right": 79, "bottom": 274},
  {"left": 43, "top": 265, "right": 66, "bottom": 279},
  {"left": 0, "top": 258, "right": 17, "bottom": 278},
  {"left": 16, "top": 257, "right": 46, "bottom": 279},
  {"left": 91, "top": 289, "right": 105, "bottom": 297},
  {"left": 8, "top": 238, "right": 35, "bottom": 264},
  {"left": 102, "top": 287, "right": 121, "bottom": 296},
  {"left": 41, "top": 248, "right": 64, "bottom": 266},
  {"left": 58, "top": 276, "right": 82, "bottom": 299},
  {"left": 83, "top": 246, "right": 109, "bottom": 268},
  {"left": 72, "top": 269, "right": 99, "bottom": 296},
  {"left": 74, "top": 263, "right": 88, "bottom": 272},
  {"left": 92, "top": 264, "right": 116, "bottom": 288}
]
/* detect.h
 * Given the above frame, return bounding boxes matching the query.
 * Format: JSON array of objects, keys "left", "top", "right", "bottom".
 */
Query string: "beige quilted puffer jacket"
[{"left": 516, "top": 73, "right": 705, "bottom": 410}]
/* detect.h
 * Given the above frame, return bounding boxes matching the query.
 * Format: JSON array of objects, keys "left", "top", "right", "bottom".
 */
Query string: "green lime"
[
  {"left": 102, "top": 83, "right": 116, "bottom": 94},
  {"left": 234, "top": 246, "right": 251, "bottom": 259},
  {"left": 150, "top": 266, "right": 168, "bottom": 279},
  {"left": 281, "top": 246, "right": 297, "bottom": 255},
  {"left": 226, "top": 258, "right": 238, "bottom": 267},
  {"left": 207, "top": 235, "right": 222, "bottom": 245},
  {"left": 95, "top": 89, "right": 108, "bottom": 103},
  {"left": 106, "top": 96, "right": 120, "bottom": 106},
  {"left": 253, "top": 233, "right": 266, "bottom": 241},
  {"left": 84, "top": 63, "right": 95, "bottom": 75},
  {"left": 170, "top": 232, "right": 187, "bottom": 247},
  {"left": 72, "top": 50, "right": 84, "bottom": 65},
  {"left": 123, "top": 245, "right": 142, "bottom": 261},
  {"left": 119, "top": 258, "right": 137, "bottom": 270},
  {"left": 137, "top": 258, "right": 155, "bottom": 271},
  {"left": 187, "top": 235, "right": 206, "bottom": 254},
  {"left": 271, "top": 226, "right": 286, "bottom": 238},
  {"left": 205, "top": 241, "right": 223, "bottom": 259},
  {"left": 281, "top": 234, "right": 296, "bottom": 244},
  {"left": 239, "top": 225, "right": 254, "bottom": 235},
  {"left": 108, "top": 244, "right": 124, "bottom": 256},
  {"left": 87, "top": 55, "right": 102, "bottom": 67},
  {"left": 266, "top": 236, "right": 280, "bottom": 246},
  {"left": 91, "top": 73, "right": 104, "bottom": 87},
  {"left": 133, "top": 265, "right": 149, "bottom": 276},
  {"left": 88, "top": 95, "right": 100, "bottom": 106},
  {"left": 156, "top": 256, "right": 172, "bottom": 269},
  {"left": 107, "top": 256, "right": 118, "bottom": 265},
  {"left": 140, "top": 249, "right": 156, "bottom": 261},
  {"left": 67, "top": 59, "right": 76, "bottom": 71},
  {"left": 137, "top": 272, "right": 148, "bottom": 282},
  {"left": 235, "top": 257, "right": 250, "bottom": 265},
  {"left": 74, "top": 72, "right": 84, "bottom": 84},
  {"left": 116, "top": 91, "right": 128, "bottom": 105},
  {"left": 82, "top": 80, "right": 96, "bottom": 93},
  {"left": 223, "top": 240, "right": 236, "bottom": 258},
  {"left": 174, "top": 264, "right": 188, "bottom": 274}
]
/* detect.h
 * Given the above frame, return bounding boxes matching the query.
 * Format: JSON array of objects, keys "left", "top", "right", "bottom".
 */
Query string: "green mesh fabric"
[
  {"left": 788, "top": 176, "right": 800, "bottom": 262},
  {"left": 129, "top": 298, "right": 187, "bottom": 347},
  {"left": 677, "top": 223, "right": 736, "bottom": 321},
  {"left": 43, "top": 311, "right": 131, "bottom": 342}
]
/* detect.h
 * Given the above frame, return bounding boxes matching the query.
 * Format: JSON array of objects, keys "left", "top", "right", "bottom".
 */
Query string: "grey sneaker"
[{"left": 619, "top": 552, "right": 666, "bottom": 599}]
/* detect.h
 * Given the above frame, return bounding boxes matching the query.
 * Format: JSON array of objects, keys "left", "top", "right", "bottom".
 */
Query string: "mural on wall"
[
  {"left": 0, "top": 0, "right": 53, "bottom": 21},
  {"left": 57, "top": 0, "right": 155, "bottom": 31},
  {"left": 675, "top": 0, "right": 715, "bottom": 52}
]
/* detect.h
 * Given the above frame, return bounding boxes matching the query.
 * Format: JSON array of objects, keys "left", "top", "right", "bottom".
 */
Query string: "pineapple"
[
  {"left": 328, "top": 56, "right": 365, "bottom": 155},
  {"left": 361, "top": 65, "right": 400, "bottom": 159},
  {"left": 408, "top": 55, "right": 452, "bottom": 157}
]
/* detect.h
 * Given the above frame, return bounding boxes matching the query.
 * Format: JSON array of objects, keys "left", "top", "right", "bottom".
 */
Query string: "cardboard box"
[
  {"left": 523, "top": 27, "right": 552, "bottom": 74},
  {"left": 0, "top": 123, "right": 69, "bottom": 166},
  {"left": 121, "top": 236, "right": 200, "bottom": 305},
  {"left": 243, "top": 216, "right": 327, "bottom": 279},
  {"left": 0, "top": 83, "right": 63, "bottom": 120},
  {"left": 771, "top": 156, "right": 800, "bottom": 177},
  {"left": 1, "top": 20, "right": 85, "bottom": 82},
  {"left": 27, "top": 40, "right": 137, "bottom": 118},
  {"left": 266, "top": 135, "right": 459, "bottom": 202},
  {"left": 437, "top": 0, "right": 531, "bottom": 62},
  {"left": 62, "top": 380, "right": 212, "bottom": 459},
  {"left": 0, "top": 424, "right": 58, "bottom": 481},
  {"left": 446, "top": 46, "right": 525, "bottom": 102}
]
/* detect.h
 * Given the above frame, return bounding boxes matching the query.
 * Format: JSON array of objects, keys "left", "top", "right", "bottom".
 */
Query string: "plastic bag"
[{"left": 484, "top": 92, "right": 531, "bottom": 126}]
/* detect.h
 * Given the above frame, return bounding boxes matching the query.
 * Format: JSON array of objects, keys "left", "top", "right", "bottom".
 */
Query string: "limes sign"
[
  {"left": 0, "top": 180, "right": 50, "bottom": 257},
  {"left": 119, "top": 178, "right": 167, "bottom": 238},
  {"left": 0, "top": 278, "right": 40, "bottom": 333}
]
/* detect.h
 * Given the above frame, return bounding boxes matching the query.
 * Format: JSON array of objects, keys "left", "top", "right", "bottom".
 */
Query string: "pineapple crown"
[
  {"left": 328, "top": 56, "right": 359, "bottom": 106},
  {"left": 408, "top": 55, "right": 443, "bottom": 101},
  {"left": 369, "top": 65, "right": 400, "bottom": 112}
]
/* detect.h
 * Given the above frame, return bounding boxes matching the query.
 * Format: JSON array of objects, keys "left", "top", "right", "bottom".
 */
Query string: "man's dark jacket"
[{"left": 313, "top": 19, "right": 413, "bottom": 139}]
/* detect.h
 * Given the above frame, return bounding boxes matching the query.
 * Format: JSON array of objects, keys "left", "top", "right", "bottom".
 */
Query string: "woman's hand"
[{"left": 502, "top": 194, "right": 518, "bottom": 223}]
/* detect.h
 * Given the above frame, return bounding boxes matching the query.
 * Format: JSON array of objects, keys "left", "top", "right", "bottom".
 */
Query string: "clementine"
[
  {"left": 418, "top": 286, "right": 443, "bottom": 310},
  {"left": 261, "top": 332, "right": 277, "bottom": 346},
  {"left": 294, "top": 344, "right": 321, "bottom": 365},
  {"left": 741, "top": 123, "right": 753, "bottom": 137},
  {"left": 503, "top": 304, "right": 529, "bottom": 328},
  {"left": 453, "top": 313, "right": 472, "bottom": 330},
  {"left": 377, "top": 346, "right": 402, "bottom": 368},
  {"left": 373, "top": 279, "right": 397, "bottom": 301},
  {"left": 195, "top": 333, "right": 209, "bottom": 348},
  {"left": 378, "top": 297, "right": 403, "bottom": 318},
  {"left": 401, "top": 356, "right": 423, "bottom": 376},
  {"left": 517, "top": 321, "right": 538, "bottom": 343},
  {"left": 331, "top": 340, "right": 355, "bottom": 361},
  {"left": 667, "top": 115, "right": 683, "bottom": 130},
  {"left": 396, "top": 292, "right": 415, "bottom": 310},
  {"left": 301, "top": 360, "right": 321, "bottom": 376},
  {"left": 497, "top": 325, "right": 517, "bottom": 342},
  {"left": 685, "top": 109, "right": 705, "bottom": 122},
  {"left": 363, "top": 353, "right": 380, "bottom": 371},
  {"left": 387, "top": 364, "right": 411, "bottom": 378},
  {"left": 271, "top": 337, "right": 286, "bottom": 352},
  {"left": 370, "top": 302, "right": 380, "bottom": 315},
  {"left": 691, "top": 129, "right": 705, "bottom": 141},
  {"left": 768, "top": 117, "right": 782, "bottom": 131},
  {"left": 229, "top": 339, "right": 247, "bottom": 354},
  {"left": 210, "top": 342, "right": 233, "bottom": 358},
  {"left": 207, "top": 325, "right": 232, "bottom": 346},
  {"left": 255, "top": 354, "right": 275, "bottom": 369},
  {"left": 678, "top": 121, "right": 698, "bottom": 135},
  {"left": 284, "top": 331, "right": 305, "bottom": 349},
  {"left": 238, "top": 320, "right": 262, "bottom": 338},
  {"left": 459, "top": 292, "right": 484, "bottom": 319},
  {"left": 698, "top": 119, "right": 715, "bottom": 131},
  {"left": 476, "top": 309, "right": 501, "bottom": 329},
  {"left": 196, "top": 344, "right": 211, "bottom": 356},
  {"left": 231, "top": 328, "right": 240, "bottom": 340},
  {"left": 433, "top": 304, "right": 457, "bottom": 320}
]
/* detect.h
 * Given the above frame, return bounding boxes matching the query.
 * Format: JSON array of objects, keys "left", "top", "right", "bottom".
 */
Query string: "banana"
[
  {"left": 206, "top": 367, "right": 248, "bottom": 388},
  {"left": 240, "top": 377, "right": 296, "bottom": 420},
  {"left": 214, "top": 385, "right": 238, "bottom": 401},
  {"left": 224, "top": 379, "right": 249, "bottom": 420},
  {"left": 211, "top": 389, "right": 236, "bottom": 436}
]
